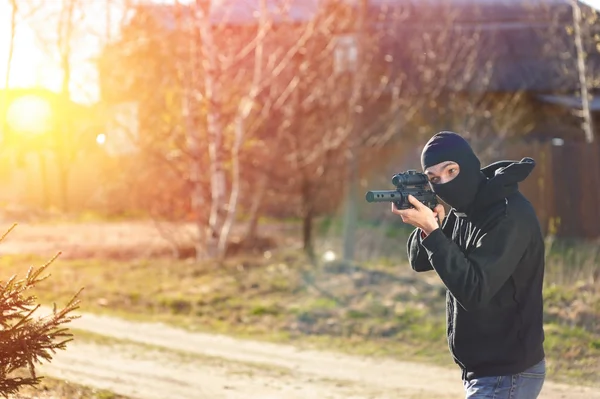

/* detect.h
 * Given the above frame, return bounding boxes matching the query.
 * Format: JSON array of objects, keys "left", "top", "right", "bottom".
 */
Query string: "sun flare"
[
  {"left": 0, "top": 3, "right": 64, "bottom": 94},
  {"left": 5, "top": 95, "right": 53, "bottom": 135}
]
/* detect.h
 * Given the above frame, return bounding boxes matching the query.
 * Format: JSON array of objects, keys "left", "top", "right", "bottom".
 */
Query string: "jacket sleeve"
[
  {"left": 406, "top": 209, "right": 455, "bottom": 273},
  {"left": 407, "top": 228, "right": 434, "bottom": 272},
  {"left": 420, "top": 214, "right": 530, "bottom": 311}
]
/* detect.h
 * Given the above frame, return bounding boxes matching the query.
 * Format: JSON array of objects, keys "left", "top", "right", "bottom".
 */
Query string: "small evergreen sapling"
[{"left": 0, "top": 225, "right": 81, "bottom": 398}]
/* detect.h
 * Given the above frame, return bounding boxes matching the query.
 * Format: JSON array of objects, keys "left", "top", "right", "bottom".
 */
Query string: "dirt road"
[{"left": 35, "top": 309, "right": 600, "bottom": 399}]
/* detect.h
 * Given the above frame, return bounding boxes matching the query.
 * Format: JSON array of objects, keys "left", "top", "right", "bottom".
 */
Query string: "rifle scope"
[{"left": 391, "top": 170, "right": 429, "bottom": 186}]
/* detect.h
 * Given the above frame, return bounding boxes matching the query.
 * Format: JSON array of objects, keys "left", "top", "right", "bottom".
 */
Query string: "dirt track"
[{"left": 33, "top": 309, "right": 600, "bottom": 399}]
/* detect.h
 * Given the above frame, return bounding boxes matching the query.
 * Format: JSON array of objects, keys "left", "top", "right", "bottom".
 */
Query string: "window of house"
[{"left": 334, "top": 34, "right": 358, "bottom": 74}]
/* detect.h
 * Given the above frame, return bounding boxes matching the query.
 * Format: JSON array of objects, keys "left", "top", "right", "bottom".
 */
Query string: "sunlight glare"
[
  {"left": 6, "top": 95, "right": 53, "bottom": 135},
  {"left": 96, "top": 133, "right": 107, "bottom": 145},
  {"left": 323, "top": 250, "right": 336, "bottom": 262}
]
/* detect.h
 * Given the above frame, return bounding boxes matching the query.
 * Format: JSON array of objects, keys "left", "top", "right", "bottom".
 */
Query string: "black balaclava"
[{"left": 420, "top": 131, "right": 486, "bottom": 212}]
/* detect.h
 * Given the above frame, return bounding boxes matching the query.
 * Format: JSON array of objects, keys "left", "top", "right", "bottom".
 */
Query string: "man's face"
[{"left": 424, "top": 161, "right": 460, "bottom": 185}]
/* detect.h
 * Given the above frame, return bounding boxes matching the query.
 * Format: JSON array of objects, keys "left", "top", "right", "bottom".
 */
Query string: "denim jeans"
[{"left": 463, "top": 359, "right": 546, "bottom": 399}]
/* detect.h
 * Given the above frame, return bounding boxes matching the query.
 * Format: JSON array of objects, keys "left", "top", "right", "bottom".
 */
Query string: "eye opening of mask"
[{"left": 425, "top": 161, "right": 461, "bottom": 185}]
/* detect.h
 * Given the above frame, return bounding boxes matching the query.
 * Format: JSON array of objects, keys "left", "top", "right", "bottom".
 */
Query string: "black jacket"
[{"left": 407, "top": 157, "right": 545, "bottom": 380}]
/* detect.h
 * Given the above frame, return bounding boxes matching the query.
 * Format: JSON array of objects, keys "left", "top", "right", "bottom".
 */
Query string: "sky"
[
  {"left": 0, "top": 0, "right": 185, "bottom": 104},
  {"left": 1, "top": 0, "right": 600, "bottom": 105},
  {"left": 0, "top": 2, "right": 60, "bottom": 94}
]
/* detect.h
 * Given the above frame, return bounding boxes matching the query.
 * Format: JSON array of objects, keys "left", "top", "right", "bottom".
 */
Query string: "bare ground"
[
  {"left": 31, "top": 309, "right": 600, "bottom": 399},
  {"left": 0, "top": 221, "right": 200, "bottom": 259},
  {"left": 0, "top": 220, "right": 296, "bottom": 260}
]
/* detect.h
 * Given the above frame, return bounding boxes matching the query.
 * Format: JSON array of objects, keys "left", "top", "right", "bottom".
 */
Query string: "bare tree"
[
  {"left": 341, "top": 0, "right": 368, "bottom": 262},
  {"left": 9, "top": 0, "right": 89, "bottom": 211},
  {"left": 0, "top": 0, "right": 18, "bottom": 139},
  {"left": 188, "top": 0, "right": 227, "bottom": 260},
  {"left": 251, "top": 1, "right": 414, "bottom": 257},
  {"left": 54, "top": 0, "right": 81, "bottom": 211},
  {"left": 177, "top": 0, "right": 329, "bottom": 259},
  {"left": 96, "top": 0, "right": 600, "bottom": 261},
  {"left": 571, "top": 0, "right": 594, "bottom": 143}
]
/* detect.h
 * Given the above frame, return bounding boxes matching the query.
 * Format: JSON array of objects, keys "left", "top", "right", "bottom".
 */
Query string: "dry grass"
[
  {"left": 0, "top": 220, "right": 294, "bottom": 260},
  {"left": 0, "top": 221, "right": 196, "bottom": 260},
  {"left": 8, "top": 370, "right": 129, "bottom": 399}
]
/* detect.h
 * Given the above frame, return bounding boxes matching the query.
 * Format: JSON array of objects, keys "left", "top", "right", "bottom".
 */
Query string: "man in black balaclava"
[
  {"left": 420, "top": 131, "right": 486, "bottom": 212},
  {"left": 392, "top": 131, "right": 546, "bottom": 399}
]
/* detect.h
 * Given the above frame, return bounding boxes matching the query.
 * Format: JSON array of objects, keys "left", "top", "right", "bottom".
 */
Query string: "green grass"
[{"left": 3, "top": 246, "right": 600, "bottom": 389}]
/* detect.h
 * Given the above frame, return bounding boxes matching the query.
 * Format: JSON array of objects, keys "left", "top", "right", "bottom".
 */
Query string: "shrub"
[{"left": 0, "top": 226, "right": 81, "bottom": 397}]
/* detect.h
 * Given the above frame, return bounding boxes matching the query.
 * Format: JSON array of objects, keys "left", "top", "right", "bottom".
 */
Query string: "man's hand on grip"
[
  {"left": 432, "top": 203, "right": 445, "bottom": 227},
  {"left": 391, "top": 195, "right": 442, "bottom": 236}
]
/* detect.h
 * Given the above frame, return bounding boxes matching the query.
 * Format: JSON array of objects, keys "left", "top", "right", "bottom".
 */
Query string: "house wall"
[
  {"left": 357, "top": 93, "right": 600, "bottom": 240},
  {"left": 503, "top": 138, "right": 600, "bottom": 239}
]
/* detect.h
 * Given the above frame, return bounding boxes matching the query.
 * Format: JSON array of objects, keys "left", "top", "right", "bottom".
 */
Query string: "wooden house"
[{"left": 99, "top": 0, "right": 600, "bottom": 238}]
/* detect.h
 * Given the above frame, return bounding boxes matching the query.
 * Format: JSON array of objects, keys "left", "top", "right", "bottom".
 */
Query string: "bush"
[{"left": 0, "top": 226, "right": 81, "bottom": 397}]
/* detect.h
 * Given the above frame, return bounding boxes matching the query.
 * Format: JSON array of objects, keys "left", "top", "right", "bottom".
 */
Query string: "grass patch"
[
  {"left": 10, "top": 371, "right": 130, "bottom": 399},
  {"left": 543, "top": 323, "right": 600, "bottom": 382},
  {"left": 2, "top": 245, "right": 599, "bottom": 389}
]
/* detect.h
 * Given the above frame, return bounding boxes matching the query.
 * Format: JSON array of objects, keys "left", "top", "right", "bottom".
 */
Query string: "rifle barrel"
[{"left": 365, "top": 190, "right": 403, "bottom": 203}]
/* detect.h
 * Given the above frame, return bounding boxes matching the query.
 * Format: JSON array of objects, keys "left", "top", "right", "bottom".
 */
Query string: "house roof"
[
  {"left": 138, "top": 1, "right": 319, "bottom": 27},
  {"left": 373, "top": 0, "right": 600, "bottom": 92},
  {"left": 132, "top": 0, "right": 600, "bottom": 93},
  {"left": 536, "top": 93, "right": 600, "bottom": 110},
  {"left": 209, "top": 0, "right": 319, "bottom": 24},
  {"left": 140, "top": 0, "right": 584, "bottom": 24}
]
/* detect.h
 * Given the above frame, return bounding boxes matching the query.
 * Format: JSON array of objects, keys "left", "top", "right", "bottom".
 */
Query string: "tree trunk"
[
  {"left": 183, "top": 2, "right": 206, "bottom": 259},
  {"left": 38, "top": 152, "right": 49, "bottom": 209},
  {"left": 1, "top": 1, "right": 17, "bottom": 137},
  {"left": 217, "top": 98, "right": 249, "bottom": 259},
  {"left": 341, "top": 0, "right": 368, "bottom": 262},
  {"left": 300, "top": 176, "right": 315, "bottom": 260},
  {"left": 342, "top": 145, "right": 359, "bottom": 261},
  {"left": 185, "top": 114, "right": 206, "bottom": 259},
  {"left": 58, "top": 162, "right": 69, "bottom": 212},
  {"left": 57, "top": 0, "right": 76, "bottom": 213},
  {"left": 302, "top": 206, "right": 315, "bottom": 260},
  {"left": 195, "top": 1, "right": 226, "bottom": 259},
  {"left": 570, "top": 0, "right": 594, "bottom": 143},
  {"left": 217, "top": 0, "right": 267, "bottom": 259},
  {"left": 244, "top": 172, "right": 268, "bottom": 243}
]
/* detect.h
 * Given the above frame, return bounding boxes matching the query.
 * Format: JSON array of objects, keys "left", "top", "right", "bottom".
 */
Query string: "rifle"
[{"left": 365, "top": 170, "right": 438, "bottom": 210}]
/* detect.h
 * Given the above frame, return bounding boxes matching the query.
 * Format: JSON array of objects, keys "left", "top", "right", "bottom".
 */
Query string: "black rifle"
[{"left": 365, "top": 170, "right": 438, "bottom": 210}]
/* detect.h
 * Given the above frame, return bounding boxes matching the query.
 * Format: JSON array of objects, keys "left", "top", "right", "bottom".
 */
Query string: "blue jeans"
[{"left": 463, "top": 359, "right": 546, "bottom": 399}]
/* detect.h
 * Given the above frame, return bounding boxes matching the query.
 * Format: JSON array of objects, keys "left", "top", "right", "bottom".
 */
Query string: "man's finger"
[
  {"left": 392, "top": 203, "right": 407, "bottom": 215},
  {"left": 407, "top": 195, "right": 425, "bottom": 209},
  {"left": 398, "top": 209, "right": 418, "bottom": 219},
  {"left": 434, "top": 204, "right": 446, "bottom": 224}
]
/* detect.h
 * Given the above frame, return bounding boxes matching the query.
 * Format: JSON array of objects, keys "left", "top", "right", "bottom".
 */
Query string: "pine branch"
[{"left": 0, "top": 227, "right": 82, "bottom": 397}]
